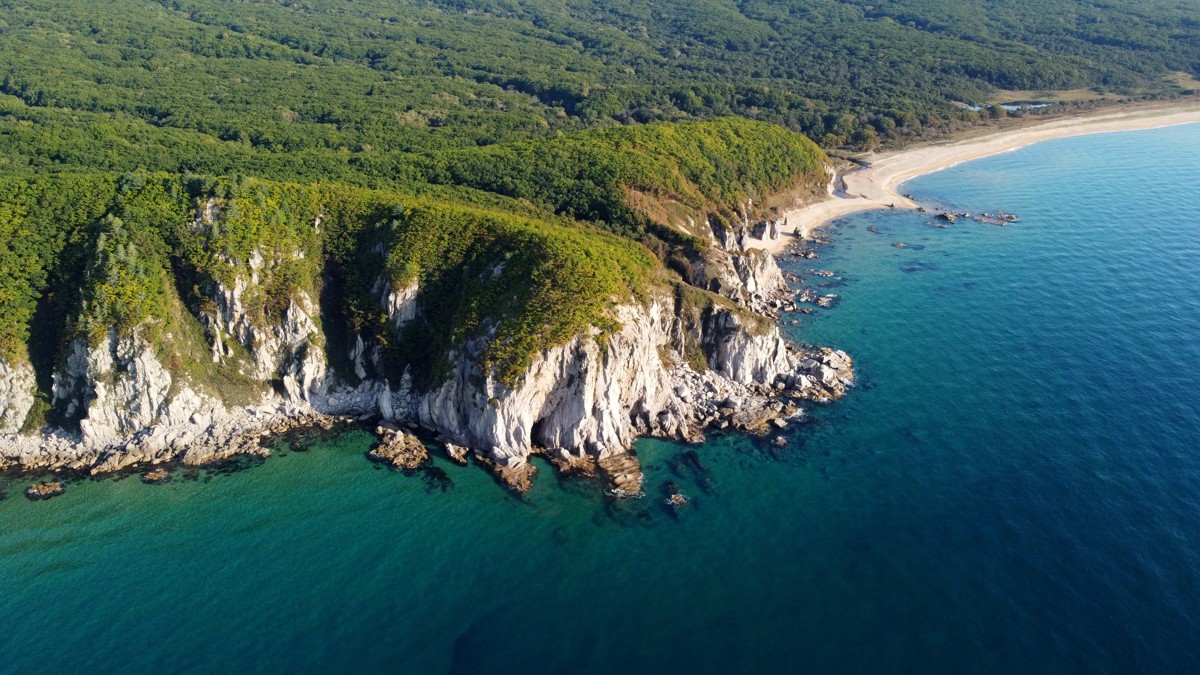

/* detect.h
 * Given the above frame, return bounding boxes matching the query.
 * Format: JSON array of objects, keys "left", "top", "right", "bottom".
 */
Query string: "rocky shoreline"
[{"left": 1, "top": 202, "right": 855, "bottom": 500}]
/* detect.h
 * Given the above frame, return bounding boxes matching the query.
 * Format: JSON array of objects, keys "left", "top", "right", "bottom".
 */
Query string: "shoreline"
[{"left": 753, "top": 101, "right": 1200, "bottom": 253}]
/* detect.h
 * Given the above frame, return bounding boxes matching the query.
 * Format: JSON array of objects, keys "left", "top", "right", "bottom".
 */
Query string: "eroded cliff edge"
[
  {"left": 0, "top": 118, "right": 848, "bottom": 493},
  {"left": 1, "top": 201, "right": 848, "bottom": 493}
]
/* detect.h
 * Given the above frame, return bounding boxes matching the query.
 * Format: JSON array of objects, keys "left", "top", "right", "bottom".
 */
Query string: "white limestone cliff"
[
  {"left": 0, "top": 359, "right": 35, "bottom": 434},
  {"left": 201, "top": 252, "right": 328, "bottom": 401},
  {"left": 2, "top": 201, "right": 853, "bottom": 489}
]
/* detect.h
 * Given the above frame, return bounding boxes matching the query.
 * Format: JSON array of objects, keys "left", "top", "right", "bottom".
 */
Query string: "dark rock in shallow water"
[
  {"left": 669, "top": 450, "right": 717, "bottom": 496},
  {"left": 901, "top": 261, "right": 941, "bottom": 274},
  {"left": 421, "top": 466, "right": 453, "bottom": 493},
  {"left": 25, "top": 481, "right": 64, "bottom": 501}
]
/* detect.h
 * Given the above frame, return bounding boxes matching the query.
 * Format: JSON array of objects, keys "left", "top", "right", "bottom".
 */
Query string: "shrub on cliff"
[{"left": 379, "top": 201, "right": 657, "bottom": 386}]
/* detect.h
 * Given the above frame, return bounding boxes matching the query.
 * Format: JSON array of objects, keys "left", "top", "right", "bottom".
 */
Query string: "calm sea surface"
[{"left": 3, "top": 124, "right": 1200, "bottom": 674}]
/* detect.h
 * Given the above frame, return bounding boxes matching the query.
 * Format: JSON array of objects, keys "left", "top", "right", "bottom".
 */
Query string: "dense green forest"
[
  {"left": 0, "top": 0, "right": 1196, "bottom": 422},
  {"left": 0, "top": 0, "right": 1196, "bottom": 160}
]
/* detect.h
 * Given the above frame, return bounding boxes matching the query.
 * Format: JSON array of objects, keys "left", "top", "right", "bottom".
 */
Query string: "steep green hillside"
[{"left": 0, "top": 115, "right": 820, "bottom": 401}]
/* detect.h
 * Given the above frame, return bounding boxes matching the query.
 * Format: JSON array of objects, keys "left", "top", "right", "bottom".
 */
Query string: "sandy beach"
[{"left": 751, "top": 102, "right": 1200, "bottom": 253}]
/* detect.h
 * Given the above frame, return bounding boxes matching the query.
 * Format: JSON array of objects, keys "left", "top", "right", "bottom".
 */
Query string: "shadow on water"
[
  {"left": 901, "top": 260, "right": 940, "bottom": 273},
  {"left": 598, "top": 492, "right": 654, "bottom": 528},
  {"left": 448, "top": 607, "right": 525, "bottom": 675},
  {"left": 667, "top": 449, "right": 717, "bottom": 496},
  {"left": 551, "top": 469, "right": 605, "bottom": 502}
]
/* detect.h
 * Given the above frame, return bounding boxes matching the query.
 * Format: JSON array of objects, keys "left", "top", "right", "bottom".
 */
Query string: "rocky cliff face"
[
  {"left": 201, "top": 251, "right": 328, "bottom": 402},
  {"left": 405, "top": 301, "right": 680, "bottom": 465},
  {"left": 0, "top": 359, "right": 35, "bottom": 434},
  {"left": 50, "top": 327, "right": 223, "bottom": 447},
  {"left": 3, "top": 200, "right": 853, "bottom": 496},
  {"left": 397, "top": 293, "right": 849, "bottom": 491},
  {"left": 362, "top": 230, "right": 850, "bottom": 492},
  {"left": 681, "top": 210, "right": 790, "bottom": 317}
]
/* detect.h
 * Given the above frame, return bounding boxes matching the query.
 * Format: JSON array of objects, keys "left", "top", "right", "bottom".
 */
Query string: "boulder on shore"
[{"left": 474, "top": 453, "right": 538, "bottom": 493}]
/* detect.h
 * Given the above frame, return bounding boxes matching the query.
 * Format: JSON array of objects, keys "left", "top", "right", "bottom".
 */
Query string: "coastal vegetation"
[
  {"left": 1, "top": 0, "right": 1195, "bottom": 156},
  {"left": 0, "top": 0, "right": 1196, "bottom": 423}
]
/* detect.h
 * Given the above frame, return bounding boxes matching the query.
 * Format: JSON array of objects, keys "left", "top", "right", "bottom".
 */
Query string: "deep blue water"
[{"left": 3, "top": 124, "right": 1200, "bottom": 674}]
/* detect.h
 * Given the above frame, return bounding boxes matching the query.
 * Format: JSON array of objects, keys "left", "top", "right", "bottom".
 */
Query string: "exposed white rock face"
[
  {"left": 701, "top": 309, "right": 792, "bottom": 384},
  {"left": 687, "top": 216, "right": 791, "bottom": 315},
  {"left": 0, "top": 359, "right": 36, "bottom": 433},
  {"left": 708, "top": 215, "right": 742, "bottom": 251},
  {"left": 400, "top": 289, "right": 837, "bottom": 472},
  {"left": 750, "top": 218, "right": 780, "bottom": 241},
  {"left": 202, "top": 252, "right": 327, "bottom": 401},
  {"left": 274, "top": 294, "right": 327, "bottom": 401},
  {"left": 8, "top": 194, "right": 853, "bottom": 484},
  {"left": 415, "top": 302, "right": 682, "bottom": 466},
  {"left": 50, "top": 328, "right": 222, "bottom": 447},
  {"left": 190, "top": 202, "right": 328, "bottom": 401},
  {"left": 348, "top": 334, "right": 369, "bottom": 380},
  {"left": 6, "top": 321, "right": 350, "bottom": 473},
  {"left": 373, "top": 274, "right": 420, "bottom": 330},
  {"left": 732, "top": 248, "right": 785, "bottom": 298}
]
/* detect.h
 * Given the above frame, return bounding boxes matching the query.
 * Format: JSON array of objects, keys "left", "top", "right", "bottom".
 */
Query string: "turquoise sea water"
[{"left": 4, "top": 124, "right": 1200, "bottom": 673}]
